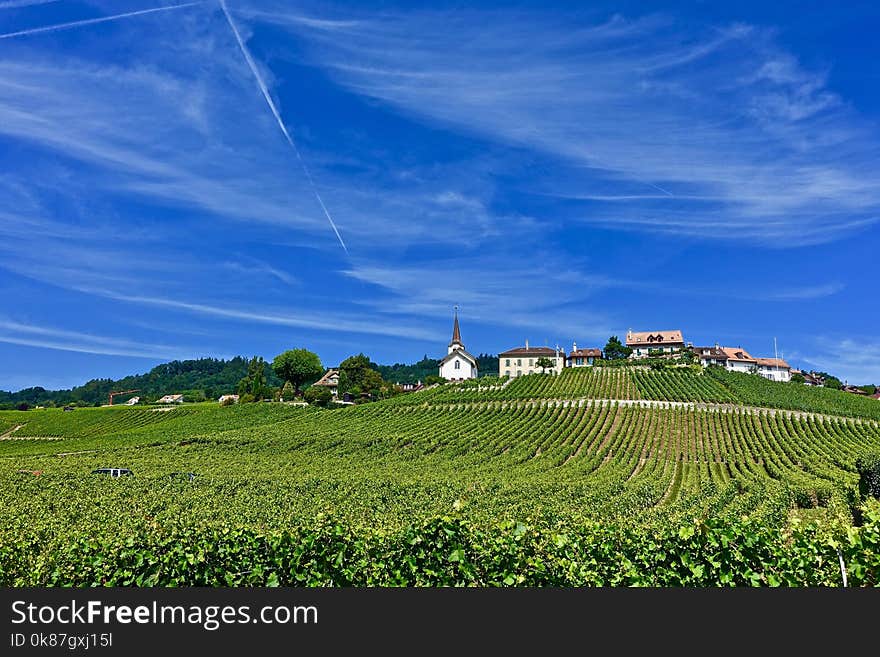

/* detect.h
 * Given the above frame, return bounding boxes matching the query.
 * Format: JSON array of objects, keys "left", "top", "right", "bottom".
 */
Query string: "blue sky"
[{"left": 1, "top": 0, "right": 878, "bottom": 390}]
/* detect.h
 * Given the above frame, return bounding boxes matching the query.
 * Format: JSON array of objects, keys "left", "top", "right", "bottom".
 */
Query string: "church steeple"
[{"left": 448, "top": 307, "right": 464, "bottom": 354}]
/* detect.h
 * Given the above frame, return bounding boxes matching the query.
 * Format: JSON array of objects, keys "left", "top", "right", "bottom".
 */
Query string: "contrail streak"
[
  {"left": 0, "top": 1, "right": 202, "bottom": 40},
  {"left": 219, "top": 0, "right": 349, "bottom": 254},
  {"left": 0, "top": 0, "right": 61, "bottom": 10}
]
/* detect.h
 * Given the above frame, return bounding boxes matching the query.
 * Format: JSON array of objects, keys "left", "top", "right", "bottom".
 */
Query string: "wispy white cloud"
[
  {"left": 0, "top": 318, "right": 200, "bottom": 359},
  {"left": 219, "top": 0, "right": 348, "bottom": 254},
  {"left": 755, "top": 283, "right": 844, "bottom": 301},
  {"left": 222, "top": 260, "right": 298, "bottom": 286},
  {"left": 802, "top": 338, "right": 880, "bottom": 385},
  {"left": 257, "top": 7, "right": 880, "bottom": 246},
  {"left": 0, "top": 2, "right": 204, "bottom": 40},
  {"left": 0, "top": 0, "right": 61, "bottom": 10},
  {"left": 343, "top": 257, "right": 618, "bottom": 341}
]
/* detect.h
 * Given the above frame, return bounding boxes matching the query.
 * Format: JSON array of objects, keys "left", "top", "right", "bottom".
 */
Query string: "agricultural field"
[{"left": 1, "top": 371, "right": 879, "bottom": 586}]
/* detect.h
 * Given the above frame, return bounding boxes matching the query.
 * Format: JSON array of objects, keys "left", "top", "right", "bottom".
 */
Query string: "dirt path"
[{"left": 0, "top": 424, "right": 25, "bottom": 439}]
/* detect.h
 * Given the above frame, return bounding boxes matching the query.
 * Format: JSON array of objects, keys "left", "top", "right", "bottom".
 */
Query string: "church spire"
[
  {"left": 448, "top": 306, "right": 464, "bottom": 352},
  {"left": 451, "top": 308, "right": 461, "bottom": 344}
]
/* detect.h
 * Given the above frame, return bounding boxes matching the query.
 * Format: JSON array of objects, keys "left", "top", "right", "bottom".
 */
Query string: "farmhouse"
[
  {"left": 691, "top": 345, "right": 728, "bottom": 367},
  {"left": 626, "top": 329, "right": 685, "bottom": 358},
  {"left": 439, "top": 311, "right": 478, "bottom": 380},
  {"left": 720, "top": 347, "right": 757, "bottom": 373},
  {"left": 755, "top": 357, "right": 791, "bottom": 383},
  {"left": 566, "top": 343, "right": 602, "bottom": 367},
  {"left": 123, "top": 396, "right": 140, "bottom": 406},
  {"left": 313, "top": 369, "right": 340, "bottom": 398},
  {"left": 218, "top": 394, "right": 239, "bottom": 404},
  {"left": 499, "top": 341, "right": 565, "bottom": 377},
  {"left": 156, "top": 394, "right": 183, "bottom": 404}
]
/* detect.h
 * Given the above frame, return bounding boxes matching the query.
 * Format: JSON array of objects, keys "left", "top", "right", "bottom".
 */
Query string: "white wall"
[
  {"left": 499, "top": 354, "right": 565, "bottom": 377},
  {"left": 440, "top": 353, "right": 477, "bottom": 380},
  {"left": 758, "top": 367, "right": 791, "bottom": 383},
  {"left": 726, "top": 361, "right": 755, "bottom": 374}
]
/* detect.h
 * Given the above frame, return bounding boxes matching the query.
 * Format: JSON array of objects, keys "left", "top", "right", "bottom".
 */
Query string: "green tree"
[
  {"left": 791, "top": 372, "right": 805, "bottom": 384},
  {"left": 237, "top": 356, "right": 268, "bottom": 400},
  {"left": 272, "top": 349, "right": 323, "bottom": 394},
  {"left": 603, "top": 335, "right": 632, "bottom": 361},
  {"left": 824, "top": 376, "right": 842, "bottom": 390},
  {"left": 424, "top": 375, "right": 445, "bottom": 386},
  {"left": 279, "top": 381, "right": 295, "bottom": 401},
  {"left": 304, "top": 386, "right": 332, "bottom": 407},
  {"left": 535, "top": 356, "right": 555, "bottom": 373},
  {"left": 338, "top": 353, "right": 385, "bottom": 397}
]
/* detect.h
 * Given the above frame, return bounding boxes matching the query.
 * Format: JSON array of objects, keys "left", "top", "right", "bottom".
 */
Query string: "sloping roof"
[
  {"left": 158, "top": 394, "right": 183, "bottom": 402},
  {"left": 314, "top": 369, "right": 340, "bottom": 387},
  {"left": 871, "top": 392, "right": 880, "bottom": 400},
  {"left": 567, "top": 348, "right": 602, "bottom": 359},
  {"left": 449, "top": 312, "right": 462, "bottom": 346},
  {"left": 626, "top": 330, "right": 684, "bottom": 347},
  {"left": 720, "top": 347, "right": 756, "bottom": 363},
  {"left": 499, "top": 346, "right": 560, "bottom": 357},
  {"left": 755, "top": 357, "right": 791, "bottom": 370},
  {"left": 692, "top": 346, "right": 728, "bottom": 360},
  {"left": 440, "top": 348, "right": 478, "bottom": 367}
]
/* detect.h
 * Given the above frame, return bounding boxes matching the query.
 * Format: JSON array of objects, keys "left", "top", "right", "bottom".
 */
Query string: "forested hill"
[
  {"left": 1, "top": 354, "right": 502, "bottom": 407},
  {"left": 0, "top": 357, "right": 281, "bottom": 408},
  {"left": 375, "top": 354, "right": 499, "bottom": 384}
]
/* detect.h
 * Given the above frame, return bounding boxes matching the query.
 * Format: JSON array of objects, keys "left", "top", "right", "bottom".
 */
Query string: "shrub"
[
  {"left": 856, "top": 452, "right": 880, "bottom": 500},
  {"left": 304, "top": 386, "right": 332, "bottom": 407}
]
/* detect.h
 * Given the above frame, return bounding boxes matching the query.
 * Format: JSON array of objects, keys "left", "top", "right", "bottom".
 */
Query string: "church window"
[
  {"left": 454, "top": 360, "right": 460, "bottom": 370},
  {"left": 505, "top": 359, "right": 510, "bottom": 366}
]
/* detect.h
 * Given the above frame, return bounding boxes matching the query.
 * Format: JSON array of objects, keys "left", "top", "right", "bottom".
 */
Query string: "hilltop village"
[{"left": 434, "top": 311, "right": 870, "bottom": 394}]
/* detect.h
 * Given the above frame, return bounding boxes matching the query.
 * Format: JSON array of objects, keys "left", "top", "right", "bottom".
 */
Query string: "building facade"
[
  {"left": 720, "top": 347, "right": 757, "bottom": 373},
  {"left": 499, "top": 341, "right": 565, "bottom": 377},
  {"left": 566, "top": 342, "right": 602, "bottom": 367},
  {"left": 439, "top": 311, "right": 478, "bottom": 380},
  {"left": 755, "top": 358, "right": 791, "bottom": 383},
  {"left": 313, "top": 369, "right": 340, "bottom": 398},
  {"left": 691, "top": 345, "right": 728, "bottom": 368},
  {"left": 626, "top": 329, "right": 685, "bottom": 358}
]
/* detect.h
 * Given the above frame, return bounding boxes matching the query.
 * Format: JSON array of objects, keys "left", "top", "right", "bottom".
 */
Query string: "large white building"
[
  {"left": 439, "top": 311, "right": 478, "bottom": 380},
  {"left": 717, "top": 346, "right": 791, "bottom": 382},
  {"left": 720, "top": 347, "right": 757, "bottom": 373},
  {"left": 755, "top": 358, "right": 791, "bottom": 383},
  {"left": 499, "top": 341, "right": 565, "bottom": 377},
  {"left": 626, "top": 329, "right": 686, "bottom": 358}
]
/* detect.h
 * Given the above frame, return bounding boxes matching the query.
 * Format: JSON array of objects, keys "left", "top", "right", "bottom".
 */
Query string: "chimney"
[
  {"left": 572, "top": 341, "right": 577, "bottom": 353},
  {"left": 525, "top": 339, "right": 529, "bottom": 350}
]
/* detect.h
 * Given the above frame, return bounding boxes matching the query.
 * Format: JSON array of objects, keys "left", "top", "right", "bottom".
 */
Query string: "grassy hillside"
[{"left": 1, "top": 371, "right": 879, "bottom": 586}]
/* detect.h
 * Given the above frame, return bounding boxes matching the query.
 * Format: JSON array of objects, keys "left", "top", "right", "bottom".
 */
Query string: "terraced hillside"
[{"left": 1, "top": 370, "right": 879, "bottom": 586}]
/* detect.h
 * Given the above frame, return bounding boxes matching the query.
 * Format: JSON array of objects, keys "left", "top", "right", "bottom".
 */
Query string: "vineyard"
[{"left": 1, "top": 368, "right": 879, "bottom": 586}]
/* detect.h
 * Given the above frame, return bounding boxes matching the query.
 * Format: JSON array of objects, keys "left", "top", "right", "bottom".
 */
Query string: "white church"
[{"left": 438, "top": 310, "right": 478, "bottom": 380}]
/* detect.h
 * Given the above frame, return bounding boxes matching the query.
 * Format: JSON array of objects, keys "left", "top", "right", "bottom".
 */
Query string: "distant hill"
[
  {"left": 0, "top": 353, "right": 502, "bottom": 408},
  {"left": 375, "top": 354, "right": 499, "bottom": 384},
  {"left": 0, "top": 357, "right": 281, "bottom": 408}
]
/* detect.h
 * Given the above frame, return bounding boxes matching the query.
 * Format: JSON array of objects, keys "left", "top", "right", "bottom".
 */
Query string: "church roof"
[
  {"left": 449, "top": 311, "right": 463, "bottom": 347},
  {"left": 499, "top": 346, "right": 559, "bottom": 357},
  {"left": 439, "top": 349, "right": 478, "bottom": 367}
]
